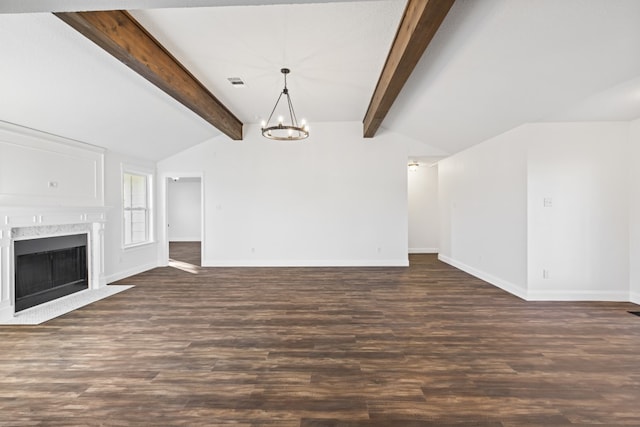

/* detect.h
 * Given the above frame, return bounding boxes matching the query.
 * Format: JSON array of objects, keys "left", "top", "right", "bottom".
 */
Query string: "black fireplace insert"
[{"left": 14, "top": 234, "right": 88, "bottom": 312}]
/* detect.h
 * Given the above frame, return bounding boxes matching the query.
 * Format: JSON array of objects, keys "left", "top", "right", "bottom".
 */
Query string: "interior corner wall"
[
  {"left": 439, "top": 121, "right": 631, "bottom": 302},
  {"left": 630, "top": 118, "right": 640, "bottom": 304},
  {"left": 438, "top": 126, "right": 529, "bottom": 298},
  {"left": 104, "top": 151, "right": 158, "bottom": 283},
  {"left": 158, "top": 121, "right": 409, "bottom": 267},
  {"left": 168, "top": 179, "right": 201, "bottom": 242},
  {"left": 408, "top": 163, "right": 439, "bottom": 253},
  {"left": 527, "top": 122, "right": 630, "bottom": 301}
]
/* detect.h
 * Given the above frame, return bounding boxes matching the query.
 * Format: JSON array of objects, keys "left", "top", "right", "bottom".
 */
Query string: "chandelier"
[{"left": 261, "top": 68, "right": 309, "bottom": 141}]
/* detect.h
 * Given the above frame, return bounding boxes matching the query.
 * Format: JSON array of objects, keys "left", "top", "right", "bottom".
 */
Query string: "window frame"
[{"left": 122, "top": 166, "right": 154, "bottom": 249}]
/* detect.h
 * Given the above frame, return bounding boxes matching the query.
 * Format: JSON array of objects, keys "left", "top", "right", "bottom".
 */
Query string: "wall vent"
[{"left": 227, "top": 77, "right": 245, "bottom": 87}]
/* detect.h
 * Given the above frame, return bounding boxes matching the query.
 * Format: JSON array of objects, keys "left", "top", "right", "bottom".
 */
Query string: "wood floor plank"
[{"left": 1, "top": 248, "right": 640, "bottom": 425}]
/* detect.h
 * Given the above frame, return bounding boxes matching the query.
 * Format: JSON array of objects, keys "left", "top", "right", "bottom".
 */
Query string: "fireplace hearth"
[{"left": 14, "top": 234, "right": 88, "bottom": 312}]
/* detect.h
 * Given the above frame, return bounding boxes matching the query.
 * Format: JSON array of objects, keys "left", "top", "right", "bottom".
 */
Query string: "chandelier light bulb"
[
  {"left": 260, "top": 120, "right": 266, "bottom": 128},
  {"left": 278, "top": 116, "right": 284, "bottom": 125}
]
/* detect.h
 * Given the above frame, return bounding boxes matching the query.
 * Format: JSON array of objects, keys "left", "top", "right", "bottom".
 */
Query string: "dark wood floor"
[
  {"left": 170, "top": 241, "right": 201, "bottom": 266},
  {"left": 1, "top": 247, "right": 640, "bottom": 426}
]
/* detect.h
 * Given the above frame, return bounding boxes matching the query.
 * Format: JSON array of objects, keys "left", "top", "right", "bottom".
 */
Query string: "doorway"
[
  {"left": 407, "top": 157, "right": 441, "bottom": 256},
  {"left": 166, "top": 176, "right": 203, "bottom": 268}
]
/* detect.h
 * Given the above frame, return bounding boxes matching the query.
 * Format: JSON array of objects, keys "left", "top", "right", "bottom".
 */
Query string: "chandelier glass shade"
[{"left": 261, "top": 68, "right": 309, "bottom": 141}]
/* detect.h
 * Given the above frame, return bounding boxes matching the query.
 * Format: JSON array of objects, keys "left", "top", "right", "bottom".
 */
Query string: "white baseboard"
[
  {"left": 527, "top": 290, "right": 629, "bottom": 302},
  {"left": 169, "top": 238, "right": 201, "bottom": 242},
  {"left": 409, "top": 247, "right": 438, "bottom": 254},
  {"left": 202, "top": 259, "right": 410, "bottom": 267},
  {"left": 105, "top": 261, "right": 158, "bottom": 284},
  {"left": 438, "top": 254, "right": 634, "bottom": 302},
  {"left": 438, "top": 254, "right": 527, "bottom": 300}
]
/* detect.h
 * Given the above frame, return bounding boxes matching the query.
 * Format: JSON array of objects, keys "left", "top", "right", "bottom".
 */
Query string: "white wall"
[
  {"left": 527, "top": 122, "right": 629, "bottom": 301},
  {"left": 0, "top": 120, "right": 104, "bottom": 207},
  {"left": 439, "top": 121, "right": 631, "bottom": 301},
  {"left": 630, "top": 118, "right": 640, "bottom": 304},
  {"left": 408, "top": 162, "right": 439, "bottom": 253},
  {"left": 168, "top": 178, "right": 201, "bottom": 241},
  {"left": 103, "top": 151, "right": 159, "bottom": 283},
  {"left": 158, "top": 122, "right": 410, "bottom": 266},
  {"left": 438, "top": 126, "right": 529, "bottom": 298}
]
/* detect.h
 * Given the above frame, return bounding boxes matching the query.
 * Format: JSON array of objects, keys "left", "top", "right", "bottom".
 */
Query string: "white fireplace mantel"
[{"left": 0, "top": 206, "right": 107, "bottom": 321}]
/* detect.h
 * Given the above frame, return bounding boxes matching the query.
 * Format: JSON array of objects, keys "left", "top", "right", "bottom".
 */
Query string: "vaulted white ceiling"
[
  {"left": 385, "top": 0, "right": 640, "bottom": 154},
  {"left": 0, "top": 0, "right": 381, "bottom": 14},
  {"left": 0, "top": 12, "right": 218, "bottom": 160},
  {"left": 1, "top": 0, "right": 640, "bottom": 161},
  {"left": 129, "top": 1, "right": 405, "bottom": 124}
]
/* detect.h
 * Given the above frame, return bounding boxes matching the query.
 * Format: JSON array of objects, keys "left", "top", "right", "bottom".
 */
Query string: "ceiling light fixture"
[
  {"left": 408, "top": 161, "right": 419, "bottom": 172},
  {"left": 261, "top": 68, "right": 309, "bottom": 141}
]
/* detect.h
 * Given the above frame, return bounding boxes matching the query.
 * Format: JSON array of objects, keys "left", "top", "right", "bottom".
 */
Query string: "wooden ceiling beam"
[
  {"left": 363, "top": 0, "right": 455, "bottom": 138},
  {"left": 55, "top": 10, "right": 243, "bottom": 140}
]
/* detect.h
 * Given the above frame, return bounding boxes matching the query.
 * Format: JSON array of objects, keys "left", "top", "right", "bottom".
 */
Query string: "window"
[{"left": 123, "top": 171, "right": 152, "bottom": 247}]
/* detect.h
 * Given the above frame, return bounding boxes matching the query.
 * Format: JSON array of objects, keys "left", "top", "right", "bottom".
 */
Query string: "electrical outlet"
[{"left": 542, "top": 269, "right": 549, "bottom": 279}]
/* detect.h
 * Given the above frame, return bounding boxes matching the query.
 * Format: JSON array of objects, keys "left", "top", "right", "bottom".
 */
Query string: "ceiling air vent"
[{"left": 227, "top": 77, "right": 245, "bottom": 87}]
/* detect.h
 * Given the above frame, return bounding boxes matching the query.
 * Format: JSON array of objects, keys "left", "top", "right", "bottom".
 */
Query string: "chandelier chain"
[{"left": 265, "top": 91, "right": 284, "bottom": 127}]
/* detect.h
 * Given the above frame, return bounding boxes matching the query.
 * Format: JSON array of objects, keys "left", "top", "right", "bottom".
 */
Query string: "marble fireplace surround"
[{"left": 0, "top": 207, "right": 107, "bottom": 322}]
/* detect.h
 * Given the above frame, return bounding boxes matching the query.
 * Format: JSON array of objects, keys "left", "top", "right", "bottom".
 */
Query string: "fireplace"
[
  {"left": 14, "top": 234, "right": 88, "bottom": 312},
  {"left": 0, "top": 212, "right": 106, "bottom": 321}
]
